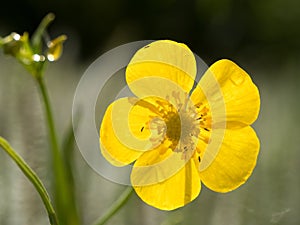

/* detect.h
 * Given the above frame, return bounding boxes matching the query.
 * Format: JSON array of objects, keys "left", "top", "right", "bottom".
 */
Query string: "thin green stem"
[
  {"left": 36, "top": 75, "right": 80, "bottom": 225},
  {"left": 36, "top": 76, "right": 60, "bottom": 162},
  {"left": 92, "top": 186, "right": 134, "bottom": 225},
  {"left": 0, "top": 137, "right": 59, "bottom": 225}
]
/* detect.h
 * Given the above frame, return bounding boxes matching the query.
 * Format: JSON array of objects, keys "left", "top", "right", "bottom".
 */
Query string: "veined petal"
[
  {"left": 128, "top": 97, "right": 161, "bottom": 141},
  {"left": 192, "top": 59, "right": 260, "bottom": 129},
  {"left": 100, "top": 98, "right": 145, "bottom": 166},
  {"left": 131, "top": 144, "right": 185, "bottom": 186},
  {"left": 190, "top": 84, "right": 226, "bottom": 171},
  {"left": 199, "top": 126, "right": 260, "bottom": 193},
  {"left": 132, "top": 157, "right": 201, "bottom": 210},
  {"left": 100, "top": 96, "right": 174, "bottom": 166},
  {"left": 126, "top": 40, "right": 196, "bottom": 98}
]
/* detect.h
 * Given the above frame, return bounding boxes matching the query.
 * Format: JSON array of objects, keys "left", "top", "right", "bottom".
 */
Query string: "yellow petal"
[
  {"left": 131, "top": 144, "right": 186, "bottom": 186},
  {"left": 126, "top": 40, "right": 196, "bottom": 98},
  {"left": 100, "top": 96, "right": 174, "bottom": 166},
  {"left": 132, "top": 157, "right": 201, "bottom": 210},
  {"left": 199, "top": 126, "right": 260, "bottom": 193},
  {"left": 100, "top": 98, "right": 144, "bottom": 166},
  {"left": 192, "top": 59, "right": 260, "bottom": 129},
  {"left": 190, "top": 82, "right": 227, "bottom": 172},
  {"left": 128, "top": 97, "right": 158, "bottom": 141}
]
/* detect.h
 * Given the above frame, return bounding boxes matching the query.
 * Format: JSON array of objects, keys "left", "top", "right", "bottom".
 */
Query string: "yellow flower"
[{"left": 100, "top": 40, "right": 260, "bottom": 210}]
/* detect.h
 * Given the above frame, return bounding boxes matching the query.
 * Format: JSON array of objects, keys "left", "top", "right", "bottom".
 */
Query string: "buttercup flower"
[{"left": 100, "top": 40, "right": 260, "bottom": 210}]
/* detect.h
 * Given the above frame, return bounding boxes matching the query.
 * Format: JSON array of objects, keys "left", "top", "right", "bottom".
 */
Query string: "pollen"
[{"left": 148, "top": 91, "right": 211, "bottom": 161}]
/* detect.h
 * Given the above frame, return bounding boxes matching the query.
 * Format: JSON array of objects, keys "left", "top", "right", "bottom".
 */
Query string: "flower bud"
[{"left": 46, "top": 35, "right": 67, "bottom": 61}]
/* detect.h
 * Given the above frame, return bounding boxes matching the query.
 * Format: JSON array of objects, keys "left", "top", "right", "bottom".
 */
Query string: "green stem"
[
  {"left": 36, "top": 76, "right": 60, "bottom": 164},
  {"left": 36, "top": 75, "right": 63, "bottom": 207},
  {"left": 0, "top": 137, "right": 59, "bottom": 225},
  {"left": 36, "top": 75, "right": 80, "bottom": 225},
  {"left": 92, "top": 187, "right": 134, "bottom": 225}
]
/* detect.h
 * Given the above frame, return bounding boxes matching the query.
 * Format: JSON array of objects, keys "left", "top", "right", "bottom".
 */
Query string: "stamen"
[
  {"left": 199, "top": 135, "right": 210, "bottom": 144},
  {"left": 144, "top": 91, "right": 212, "bottom": 161}
]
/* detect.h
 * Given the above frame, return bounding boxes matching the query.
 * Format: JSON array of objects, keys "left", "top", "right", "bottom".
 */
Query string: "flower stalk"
[
  {"left": 0, "top": 12, "right": 133, "bottom": 225},
  {"left": 92, "top": 186, "right": 134, "bottom": 225},
  {"left": 36, "top": 74, "right": 80, "bottom": 225}
]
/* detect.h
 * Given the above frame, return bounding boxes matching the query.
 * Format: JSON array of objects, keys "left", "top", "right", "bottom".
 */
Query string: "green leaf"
[{"left": 0, "top": 136, "right": 59, "bottom": 225}]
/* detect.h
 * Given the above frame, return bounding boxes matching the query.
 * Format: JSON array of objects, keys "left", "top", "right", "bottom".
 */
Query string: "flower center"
[{"left": 148, "top": 91, "right": 207, "bottom": 161}]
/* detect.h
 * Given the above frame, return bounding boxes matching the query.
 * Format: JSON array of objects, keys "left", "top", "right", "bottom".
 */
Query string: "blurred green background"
[{"left": 0, "top": 0, "right": 300, "bottom": 225}]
